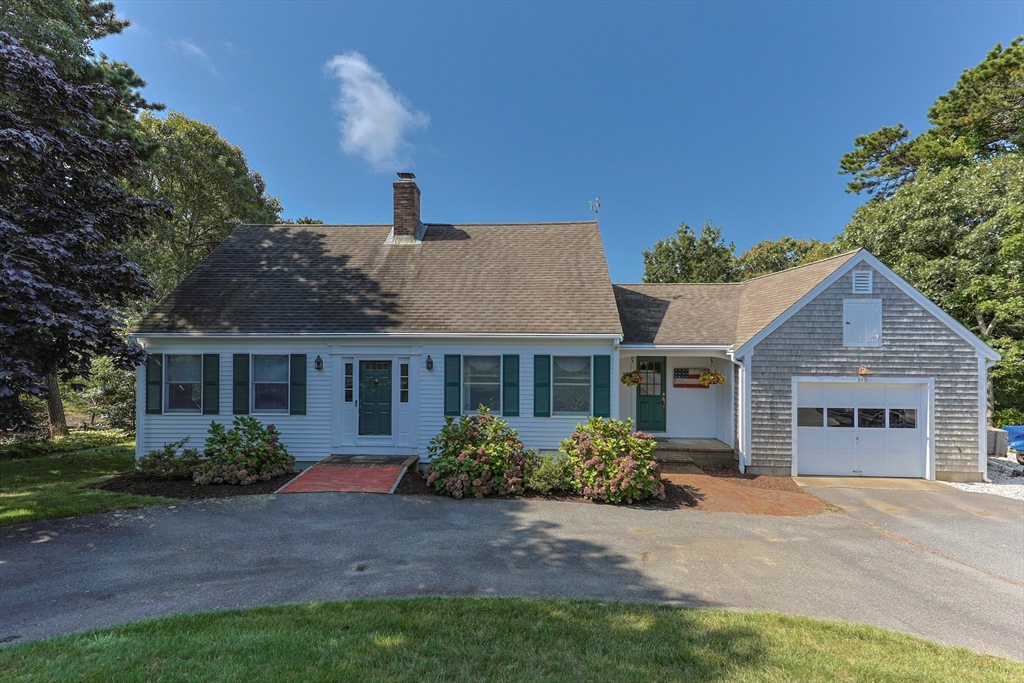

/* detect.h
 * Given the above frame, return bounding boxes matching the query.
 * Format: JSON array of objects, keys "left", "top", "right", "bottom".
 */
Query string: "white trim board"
[{"left": 732, "top": 250, "right": 1000, "bottom": 361}]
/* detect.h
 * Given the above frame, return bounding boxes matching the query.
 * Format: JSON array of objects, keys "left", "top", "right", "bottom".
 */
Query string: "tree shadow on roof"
[
  {"left": 614, "top": 287, "right": 671, "bottom": 345},
  {"left": 422, "top": 224, "right": 470, "bottom": 241}
]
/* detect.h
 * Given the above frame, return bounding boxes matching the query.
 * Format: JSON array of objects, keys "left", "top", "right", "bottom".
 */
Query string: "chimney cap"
[{"left": 396, "top": 172, "right": 416, "bottom": 181}]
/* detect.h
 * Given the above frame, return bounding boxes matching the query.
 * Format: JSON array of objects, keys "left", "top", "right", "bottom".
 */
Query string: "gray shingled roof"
[
  {"left": 615, "top": 250, "right": 861, "bottom": 348},
  {"left": 133, "top": 222, "right": 623, "bottom": 336}
]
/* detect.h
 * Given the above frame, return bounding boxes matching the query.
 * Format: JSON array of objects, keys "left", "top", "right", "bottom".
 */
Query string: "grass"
[
  {"left": 0, "top": 444, "right": 176, "bottom": 526},
  {"left": 0, "top": 429, "right": 134, "bottom": 460},
  {"left": 0, "top": 598, "right": 1019, "bottom": 682}
]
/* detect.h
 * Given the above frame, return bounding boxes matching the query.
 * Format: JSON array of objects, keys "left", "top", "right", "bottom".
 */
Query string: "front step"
[{"left": 655, "top": 440, "right": 737, "bottom": 468}]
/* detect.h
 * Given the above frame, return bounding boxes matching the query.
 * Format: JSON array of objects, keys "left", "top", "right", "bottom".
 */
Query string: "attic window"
[{"left": 852, "top": 270, "right": 872, "bottom": 294}]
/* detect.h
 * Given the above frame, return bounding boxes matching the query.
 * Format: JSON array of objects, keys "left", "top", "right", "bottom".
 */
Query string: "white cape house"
[{"left": 132, "top": 175, "right": 998, "bottom": 482}]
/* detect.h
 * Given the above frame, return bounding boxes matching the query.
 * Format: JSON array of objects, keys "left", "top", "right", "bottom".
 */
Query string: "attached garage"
[{"left": 794, "top": 380, "right": 930, "bottom": 478}]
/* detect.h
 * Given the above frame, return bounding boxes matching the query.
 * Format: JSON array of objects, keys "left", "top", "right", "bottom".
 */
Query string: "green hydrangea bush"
[
  {"left": 193, "top": 416, "right": 295, "bottom": 486},
  {"left": 560, "top": 417, "right": 665, "bottom": 504},
  {"left": 523, "top": 452, "right": 574, "bottom": 494},
  {"left": 424, "top": 409, "right": 527, "bottom": 499},
  {"left": 137, "top": 437, "right": 205, "bottom": 479}
]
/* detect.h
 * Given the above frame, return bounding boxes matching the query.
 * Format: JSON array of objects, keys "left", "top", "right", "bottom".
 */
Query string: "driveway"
[{"left": 1, "top": 490, "right": 1022, "bottom": 661}]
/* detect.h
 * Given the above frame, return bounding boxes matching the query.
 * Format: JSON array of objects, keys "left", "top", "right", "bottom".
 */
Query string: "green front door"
[
  {"left": 359, "top": 361, "right": 392, "bottom": 436},
  {"left": 636, "top": 357, "right": 666, "bottom": 432}
]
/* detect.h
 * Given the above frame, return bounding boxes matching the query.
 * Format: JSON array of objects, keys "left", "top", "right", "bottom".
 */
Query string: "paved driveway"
[{"left": 2, "top": 489, "right": 1022, "bottom": 661}]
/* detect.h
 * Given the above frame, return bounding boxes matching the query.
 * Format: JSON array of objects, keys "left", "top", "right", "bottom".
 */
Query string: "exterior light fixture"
[
  {"left": 426, "top": 355, "right": 434, "bottom": 371},
  {"left": 314, "top": 355, "right": 324, "bottom": 371}
]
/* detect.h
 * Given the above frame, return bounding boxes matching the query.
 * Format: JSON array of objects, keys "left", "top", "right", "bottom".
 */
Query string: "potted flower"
[
  {"left": 698, "top": 370, "right": 726, "bottom": 387},
  {"left": 620, "top": 370, "right": 644, "bottom": 387}
]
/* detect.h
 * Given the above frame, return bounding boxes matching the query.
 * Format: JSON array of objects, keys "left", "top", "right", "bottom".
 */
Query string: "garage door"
[{"left": 795, "top": 382, "right": 927, "bottom": 478}]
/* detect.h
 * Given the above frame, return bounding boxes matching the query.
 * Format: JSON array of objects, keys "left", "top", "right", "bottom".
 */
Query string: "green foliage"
[
  {"left": 194, "top": 417, "right": 295, "bottom": 486},
  {"left": 0, "top": 429, "right": 132, "bottom": 460},
  {"left": 737, "top": 237, "right": 832, "bottom": 279},
  {"left": 993, "top": 409, "right": 1024, "bottom": 429},
  {"left": 990, "top": 338, "right": 1024, "bottom": 418},
  {"left": 60, "top": 357, "right": 136, "bottom": 431},
  {"left": 523, "top": 452, "right": 574, "bottom": 494},
  {"left": 424, "top": 409, "right": 527, "bottom": 499},
  {"left": 136, "top": 437, "right": 204, "bottom": 480},
  {"left": 840, "top": 37, "right": 1023, "bottom": 198},
  {"left": 642, "top": 221, "right": 739, "bottom": 283},
  {"left": 127, "top": 112, "right": 284, "bottom": 300},
  {"left": 560, "top": 418, "right": 665, "bottom": 504}
]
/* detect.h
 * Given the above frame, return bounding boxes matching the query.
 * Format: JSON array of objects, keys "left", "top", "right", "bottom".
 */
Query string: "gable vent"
[{"left": 852, "top": 270, "right": 872, "bottom": 294}]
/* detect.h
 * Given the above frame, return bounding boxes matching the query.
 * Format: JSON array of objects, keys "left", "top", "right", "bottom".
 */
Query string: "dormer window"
[{"left": 852, "top": 270, "right": 872, "bottom": 294}]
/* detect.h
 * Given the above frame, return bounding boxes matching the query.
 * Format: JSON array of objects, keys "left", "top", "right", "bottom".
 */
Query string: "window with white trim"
[
  {"left": 400, "top": 363, "right": 410, "bottom": 403},
  {"left": 553, "top": 356, "right": 591, "bottom": 415},
  {"left": 843, "top": 299, "right": 882, "bottom": 347},
  {"left": 165, "top": 354, "right": 202, "bottom": 413},
  {"left": 252, "top": 354, "right": 289, "bottom": 412},
  {"left": 463, "top": 356, "right": 500, "bottom": 413}
]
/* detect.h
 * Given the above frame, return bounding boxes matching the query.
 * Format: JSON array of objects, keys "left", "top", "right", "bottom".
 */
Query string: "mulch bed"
[
  {"left": 393, "top": 468, "right": 700, "bottom": 509},
  {"left": 692, "top": 466, "right": 804, "bottom": 493},
  {"left": 89, "top": 471, "right": 300, "bottom": 500}
]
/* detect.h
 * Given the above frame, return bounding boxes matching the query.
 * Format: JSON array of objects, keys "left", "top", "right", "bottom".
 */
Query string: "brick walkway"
[{"left": 277, "top": 460, "right": 411, "bottom": 494}]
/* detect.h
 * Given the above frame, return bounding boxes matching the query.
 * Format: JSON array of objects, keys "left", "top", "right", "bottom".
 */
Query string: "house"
[{"left": 131, "top": 174, "right": 999, "bottom": 482}]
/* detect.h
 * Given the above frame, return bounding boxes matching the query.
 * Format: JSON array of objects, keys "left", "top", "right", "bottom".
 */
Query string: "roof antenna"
[{"left": 589, "top": 197, "right": 601, "bottom": 219}]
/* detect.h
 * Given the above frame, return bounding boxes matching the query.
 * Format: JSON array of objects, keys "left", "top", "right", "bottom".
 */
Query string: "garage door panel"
[{"left": 796, "top": 381, "right": 927, "bottom": 478}]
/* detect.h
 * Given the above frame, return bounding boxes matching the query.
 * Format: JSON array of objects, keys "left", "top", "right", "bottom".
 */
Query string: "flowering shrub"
[
  {"left": 193, "top": 417, "right": 295, "bottom": 486},
  {"left": 560, "top": 417, "right": 665, "bottom": 504},
  {"left": 137, "top": 437, "right": 205, "bottom": 479},
  {"left": 524, "top": 452, "right": 574, "bottom": 493},
  {"left": 424, "top": 409, "right": 527, "bottom": 499}
]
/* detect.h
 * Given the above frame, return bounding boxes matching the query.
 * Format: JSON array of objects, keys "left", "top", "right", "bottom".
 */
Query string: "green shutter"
[
  {"left": 444, "top": 355, "right": 461, "bottom": 416},
  {"left": 145, "top": 354, "right": 163, "bottom": 415},
  {"left": 593, "top": 355, "right": 611, "bottom": 418},
  {"left": 502, "top": 355, "right": 519, "bottom": 417},
  {"left": 202, "top": 354, "right": 220, "bottom": 415},
  {"left": 533, "top": 355, "right": 550, "bottom": 417},
  {"left": 290, "top": 354, "right": 307, "bottom": 415},
  {"left": 233, "top": 354, "right": 249, "bottom": 415}
]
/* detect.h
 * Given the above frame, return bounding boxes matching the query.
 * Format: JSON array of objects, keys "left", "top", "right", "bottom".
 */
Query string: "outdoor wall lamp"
[
  {"left": 314, "top": 355, "right": 324, "bottom": 371},
  {"left": 426, "top": 355, "right": 434, "bottom": 371}
]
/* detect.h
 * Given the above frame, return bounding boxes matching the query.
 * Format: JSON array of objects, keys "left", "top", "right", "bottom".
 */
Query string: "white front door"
[{"left": 795, "top": 381, "right": 927, "bottom": 478}]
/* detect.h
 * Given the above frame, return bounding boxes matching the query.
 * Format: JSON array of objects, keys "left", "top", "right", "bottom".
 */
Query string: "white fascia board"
[
  {"left": 619, "top": 344, "right": 733, "bottom": 351},
  {"left": 732, "top": 250, "right": 1001, "bottom": 361}
]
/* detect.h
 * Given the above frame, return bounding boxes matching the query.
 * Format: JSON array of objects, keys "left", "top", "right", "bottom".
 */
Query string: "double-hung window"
[
  {"left": 463, "top": 356, "right": 501, "bottom": 414},
  {"left": 165, "top": 354, "right": 202, "bottom": 413},
  {"left": 552, "top": 356, "right": 591, "bottom": 416},
  {"left": 252, "top": 354, "right": 289, "bottom": 412}
]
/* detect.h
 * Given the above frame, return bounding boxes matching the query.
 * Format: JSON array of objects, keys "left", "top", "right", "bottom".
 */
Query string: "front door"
[
  {"left": 358, "top": 361, "right": 392, "bottom": 436},
  {"left": 636, "top": 356, "right": 666, "bottom": 432}
]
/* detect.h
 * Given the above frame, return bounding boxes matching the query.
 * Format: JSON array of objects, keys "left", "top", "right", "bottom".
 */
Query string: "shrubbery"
[
  {"left": 425, "top": 410, "right": 527, "bottom": 499},
  {"left": 0, "top": 429, "right": 132, "bottom": 460},
  {"left": 523, "top": 452, "right": 574, "bottom": 494},
  {"left": 136, "top": 437, "right": 205, "bottom": 479},
  {"left": 193, "top": 417, "right": 295, "bottom": 485},
  {"left": 560, "top": 417, "right": 665, "bottom": 504}
]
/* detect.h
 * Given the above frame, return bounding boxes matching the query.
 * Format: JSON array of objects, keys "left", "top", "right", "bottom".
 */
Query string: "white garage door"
[{"left": 795, "top": 382, "right": 927, "bottom": 478}]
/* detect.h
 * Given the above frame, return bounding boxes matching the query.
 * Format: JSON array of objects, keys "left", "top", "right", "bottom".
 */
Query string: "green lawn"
[
  {"left": 0, "top": 444, "right": 176, "bottom": 526},
  {"left": 0, "top": 598, "right": 1018, "bottom": 682}
]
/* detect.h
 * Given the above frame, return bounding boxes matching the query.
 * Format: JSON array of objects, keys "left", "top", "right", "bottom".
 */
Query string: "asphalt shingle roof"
[
  {"left": 133, "top": 222, "right": 623, "bottom": 336},
  {"left": 614, "top": 251, "right": 861, "bottom": 349}
]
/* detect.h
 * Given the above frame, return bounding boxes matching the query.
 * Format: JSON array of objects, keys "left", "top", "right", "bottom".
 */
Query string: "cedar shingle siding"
[{"left": 749, "top": 266, "right": 980, "bottom": 474}]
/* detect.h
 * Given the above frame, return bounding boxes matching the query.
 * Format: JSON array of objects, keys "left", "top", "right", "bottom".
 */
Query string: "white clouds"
[
  {"left": 324, "top": 51, "right": 429, "bottom": 172},
  {"left": 168, "top": 40, "right": 218, "bottom": 76}
]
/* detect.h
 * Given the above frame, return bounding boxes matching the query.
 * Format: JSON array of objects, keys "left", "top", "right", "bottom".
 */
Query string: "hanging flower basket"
[
  {"left": 620, "top": 371, "right": 644, "bottom": 387},
  {"left": 698, "top": 371, "right": 726, "bottom": 387}
]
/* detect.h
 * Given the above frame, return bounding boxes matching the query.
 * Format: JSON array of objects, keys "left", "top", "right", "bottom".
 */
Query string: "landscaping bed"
[
  {"left": 90, "top": 470, "right": 300, "bottom": 500},
  {"left": 395, "top": 468, "right": 700, "bottom": 509}
]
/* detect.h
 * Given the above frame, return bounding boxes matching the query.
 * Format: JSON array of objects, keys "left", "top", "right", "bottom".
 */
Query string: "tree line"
[
  {"left": 1, "top": 0, "right": 312, "bottom": 434},
  {"left": 643, "top": 38, "right": 1023, "bottom": 424}
]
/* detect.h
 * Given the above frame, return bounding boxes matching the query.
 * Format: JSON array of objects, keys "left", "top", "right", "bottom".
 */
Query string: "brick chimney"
[{"left": 393, "top": 172, "right": 421, "bottom": 239}]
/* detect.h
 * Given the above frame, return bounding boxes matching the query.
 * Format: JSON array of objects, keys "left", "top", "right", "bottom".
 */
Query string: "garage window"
[
  {"left": 797, "top": 407, "right": 824, "bottom": 427},
  {"left": 858, "top": 408, "right": 885, "bottom": 428},
  {"left": 827, "top": 407, "right": 855, "bottom": 427},
  {"left": 889, "top": 408, "right": 917, "bottom": 428}
]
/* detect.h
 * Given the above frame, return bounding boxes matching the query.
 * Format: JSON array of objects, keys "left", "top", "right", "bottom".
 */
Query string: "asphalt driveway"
[{"left": 2, "top": 488, "right": 1022, "bottom": 661}]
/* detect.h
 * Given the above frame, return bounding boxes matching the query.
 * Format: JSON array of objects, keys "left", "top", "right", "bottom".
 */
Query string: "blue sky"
[{"left": 103, "top": 1, "right": 1021, "bottom": 282}]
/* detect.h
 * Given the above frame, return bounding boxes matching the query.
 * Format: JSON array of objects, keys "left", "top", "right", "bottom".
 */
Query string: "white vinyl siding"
[{"left": 843, "top": 299, "right": 882, "bottom": 347}]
